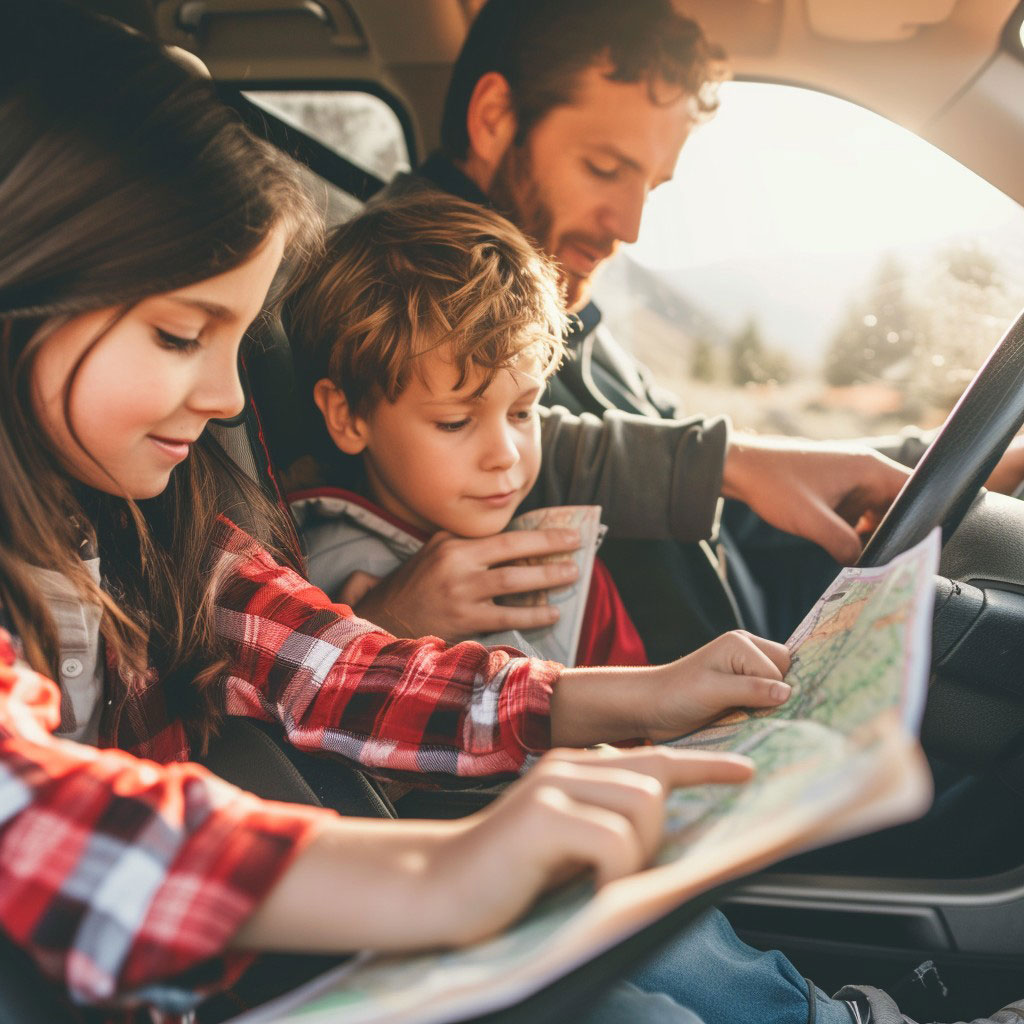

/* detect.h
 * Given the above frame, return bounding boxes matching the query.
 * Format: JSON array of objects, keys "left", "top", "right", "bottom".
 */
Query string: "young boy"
[{"left": 286, "top": 189, "right": 647, "bottom": 666}]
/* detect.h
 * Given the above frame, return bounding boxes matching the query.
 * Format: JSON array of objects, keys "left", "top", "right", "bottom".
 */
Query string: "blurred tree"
[
  {"left": 729, "top": 318, "right": 791, "bottom": 386},
  {"left": 690, "top": 336, "right": 716, "bottom": 381},
  {"left": 915, "top": 242, "right": 1014, "bottom": 407},
  {"left": 824, "top": 255, "right": 920, "bottom": 387},
  {"left": 729, "top": 319, "right": 764, "bottom": 385}
]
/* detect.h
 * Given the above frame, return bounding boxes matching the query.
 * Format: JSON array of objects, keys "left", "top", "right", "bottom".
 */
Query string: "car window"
[
  {"left": 244, "top": 90, "right": 411, "bottom": 225},
  {"left": 245, "top": 90, "right": 410, "bottom": 180},
  {"left": 591, "top": 81, "right": 1024, "bottom": 440}
]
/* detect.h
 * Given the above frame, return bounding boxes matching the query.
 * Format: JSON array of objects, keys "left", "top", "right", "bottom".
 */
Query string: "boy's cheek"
[{"left": 520, "top": 436, "right": 543, "bottom": 494}]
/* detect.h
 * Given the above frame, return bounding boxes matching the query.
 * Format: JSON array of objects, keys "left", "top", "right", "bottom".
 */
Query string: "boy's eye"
[
  {"left": 154, "top": 327, "right": 201, "bottom": 353},
  {"left": 511, "top": 408, "right": 536, "bottom": 422},
  {"left": 436, "top": 419, "right": 470, "bottom": 432}
]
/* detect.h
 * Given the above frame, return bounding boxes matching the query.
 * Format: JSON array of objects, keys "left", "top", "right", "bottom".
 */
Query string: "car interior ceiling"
[{"left": 11, "top": 0, "right": 1024, "bottom": 1019}]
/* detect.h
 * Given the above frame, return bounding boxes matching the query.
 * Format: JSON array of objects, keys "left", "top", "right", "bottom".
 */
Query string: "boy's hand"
[
  {"left": 350, "top": 529, "right": 582, "bottom": 641},
  {"left": 551, "top": 631, "right": 792, "bottom": 747},
  {"left": 337, "top": 570, "right": 382, "bottom": 608}
]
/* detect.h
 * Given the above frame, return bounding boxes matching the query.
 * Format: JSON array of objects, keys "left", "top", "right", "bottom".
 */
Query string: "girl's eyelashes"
[
  {"left": 436, "top": 418, "right": 470, "bottom": 432},
  {"left": 153, "top": 327, "right": 201, "bottom": 353}
]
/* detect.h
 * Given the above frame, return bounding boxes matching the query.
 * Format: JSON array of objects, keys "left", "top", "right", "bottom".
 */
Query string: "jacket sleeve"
[
  {"left": 210, "top": 518, "right": 560, "bottom": 783},
  {"left": 0, "top": 628, "right": 326, "bottom": 1010},
  {"left": 531, "top": 405, "right": 730, "bottom": 542}
]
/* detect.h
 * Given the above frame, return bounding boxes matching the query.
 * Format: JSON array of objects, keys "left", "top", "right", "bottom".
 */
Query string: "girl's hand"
[
  {"left": 233, "top": 747, "right": 752, "bottom": 955},
  {"left": 550, "top": 630, "right": 792, "bottom": 747},
  {"left": 426, "top": 746, "right": 754, "bottom": 945}
]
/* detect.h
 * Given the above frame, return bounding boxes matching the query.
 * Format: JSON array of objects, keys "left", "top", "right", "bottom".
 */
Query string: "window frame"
[{"left": 219, "top": 77, "right": 417, "bottom": 201}]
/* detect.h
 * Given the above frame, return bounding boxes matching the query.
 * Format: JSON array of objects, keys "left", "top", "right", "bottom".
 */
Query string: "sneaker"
[{"left": 835, "top": 986, "right": 1024, "bottom": 1024}]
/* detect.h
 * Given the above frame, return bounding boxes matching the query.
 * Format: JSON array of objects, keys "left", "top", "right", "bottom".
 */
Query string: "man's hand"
[
  {"left": 349, "top": 528, "right": 582, "bottom": 641},
  {"left": 985, "top": 435, "right": 1024, "bottom": 495},
  {"left": 722, "top": 434, "right": 911, "bottom": 565}
]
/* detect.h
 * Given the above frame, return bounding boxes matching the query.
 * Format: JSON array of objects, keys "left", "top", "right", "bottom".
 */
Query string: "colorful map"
[{"left": 232, "top": 531, "right": 939, "bottom": 1024}]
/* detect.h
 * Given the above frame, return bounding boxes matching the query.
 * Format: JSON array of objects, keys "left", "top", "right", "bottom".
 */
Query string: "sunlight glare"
[{"left": 631, "top": 82, "right": 1023, "bottom": 270}]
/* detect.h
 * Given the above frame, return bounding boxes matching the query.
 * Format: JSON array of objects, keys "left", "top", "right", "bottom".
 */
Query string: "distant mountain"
[
  {"left": 593, "top": 248, "right": 874, "bottom": 366},
  {"left": 663, "top": 251, "right": 876, "bottom": 363},
  {"left": 594, "top": 224, "right": 1024, "bottom": 372},
  {"left": 590, "top": 252, "right": 729, "bottom": 350}
]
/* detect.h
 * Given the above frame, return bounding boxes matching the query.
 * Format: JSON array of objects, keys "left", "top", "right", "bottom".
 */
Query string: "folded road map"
[
  {"left": 231, "top": 529, "right": 940, "bottom": 1024},
  {"left": 493, "top": 504, "right": 606, "bottom": 666}
]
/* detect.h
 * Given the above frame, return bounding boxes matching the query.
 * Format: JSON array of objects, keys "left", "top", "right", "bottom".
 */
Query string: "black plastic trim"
[{"left": 1001, "top": 0, "right": 1024, "bottom": 60}]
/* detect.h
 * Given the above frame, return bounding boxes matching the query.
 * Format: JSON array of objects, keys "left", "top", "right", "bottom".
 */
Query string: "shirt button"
[{"left": 61, "top": 657, "right": 84, "bottom": 679}]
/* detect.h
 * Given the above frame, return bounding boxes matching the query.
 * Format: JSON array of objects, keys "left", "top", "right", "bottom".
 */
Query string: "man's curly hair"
[{"left": 441, "top": 0, "right": 728, "bottom": 158}]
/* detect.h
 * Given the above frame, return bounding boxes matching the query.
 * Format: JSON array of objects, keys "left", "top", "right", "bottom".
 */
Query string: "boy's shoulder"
[
  {"left": 289, "top": 487, "right": 423, "bottom": 548},
  {"left": 288, "top": 486, "right": 425, "bottom": 599}
]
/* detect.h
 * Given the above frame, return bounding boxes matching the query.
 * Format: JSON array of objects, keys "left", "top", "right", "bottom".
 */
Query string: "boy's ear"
[
  {"left": 465, "top": 71, "right": 518, "bottom": 183},
  {"left": 313, "top": 378, "right": 369, "bottom": 455}
]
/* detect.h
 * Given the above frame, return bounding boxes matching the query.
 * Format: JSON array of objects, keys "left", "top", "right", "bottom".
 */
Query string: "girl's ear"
[
  {"left": 465, "top": 71, "right": 518, "bottom": 185},
  {"left": 313, "top": 379, "right": 370, "bottom": 455}
]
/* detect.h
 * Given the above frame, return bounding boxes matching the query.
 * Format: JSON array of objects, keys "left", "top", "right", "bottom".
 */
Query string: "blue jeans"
[
  {"left": 599, "top": 908, "right": 854, "bottom": 1024},
  {"left": 582, "top": 984, "right": 706, "bottom": 1023}
]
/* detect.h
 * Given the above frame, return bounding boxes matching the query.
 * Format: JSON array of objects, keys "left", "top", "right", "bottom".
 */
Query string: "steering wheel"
[{"left": 853, "top": 305, "right": 1024, "bottom": 766}]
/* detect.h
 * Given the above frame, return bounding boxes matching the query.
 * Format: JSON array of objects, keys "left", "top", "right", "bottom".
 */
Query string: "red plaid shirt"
[{"left": 0, "top": 517, "right": 559, "bottom": 1014}]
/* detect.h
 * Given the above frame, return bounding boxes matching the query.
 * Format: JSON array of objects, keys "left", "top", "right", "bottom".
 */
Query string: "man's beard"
[{"left": 488, "top": 143, "right": 591, "bottom": 310}]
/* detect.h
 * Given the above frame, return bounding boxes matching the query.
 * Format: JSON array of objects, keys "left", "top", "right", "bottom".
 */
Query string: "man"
[
  {"left": 387, "top": 0, "right": 1024, "bottom": 661},
  {"left": 354, "top": 3, "right": 918, "bottom": 658}
]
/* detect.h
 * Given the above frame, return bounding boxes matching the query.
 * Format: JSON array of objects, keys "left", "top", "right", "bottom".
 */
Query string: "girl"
[{"left": 0, "top": 3, "right": 782, "bottom": 1020}]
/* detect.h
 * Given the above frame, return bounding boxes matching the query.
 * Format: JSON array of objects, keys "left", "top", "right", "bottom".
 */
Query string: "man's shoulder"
[{"left": 383, "top": 152, "right": 490, "bottom": 207}]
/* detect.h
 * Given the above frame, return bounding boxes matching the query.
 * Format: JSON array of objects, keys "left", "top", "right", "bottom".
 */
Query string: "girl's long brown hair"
[{"left": 0, "top": 2, "right": 321, "bottom": 747}]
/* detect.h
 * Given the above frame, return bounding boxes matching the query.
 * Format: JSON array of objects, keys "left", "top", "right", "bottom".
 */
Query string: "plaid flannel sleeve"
[
  {"left": 0, "top": 629, "right": 326, "bottom": 1011},
  {"left": 211, "top": 517, "right": 561, "bottom": 782}
]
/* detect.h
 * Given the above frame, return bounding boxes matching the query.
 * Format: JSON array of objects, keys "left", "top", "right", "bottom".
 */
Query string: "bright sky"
[{"left": 628, "top": 81, "right": 1024, "bottom": 271}]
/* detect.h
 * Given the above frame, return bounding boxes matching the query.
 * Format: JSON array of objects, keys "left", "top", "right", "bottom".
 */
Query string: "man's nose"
[{"left": 601, "top": 184, "right": 646, "bottom": 245}]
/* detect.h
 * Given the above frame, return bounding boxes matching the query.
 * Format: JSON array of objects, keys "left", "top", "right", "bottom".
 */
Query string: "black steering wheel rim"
[{"left": 857, "top": 305, "right": 1024, "bottom": 568}]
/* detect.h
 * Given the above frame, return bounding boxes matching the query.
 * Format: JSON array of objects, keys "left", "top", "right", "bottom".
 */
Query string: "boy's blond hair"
[{"left": 288, "top": 188, "right": 570, "bottom": 417}]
